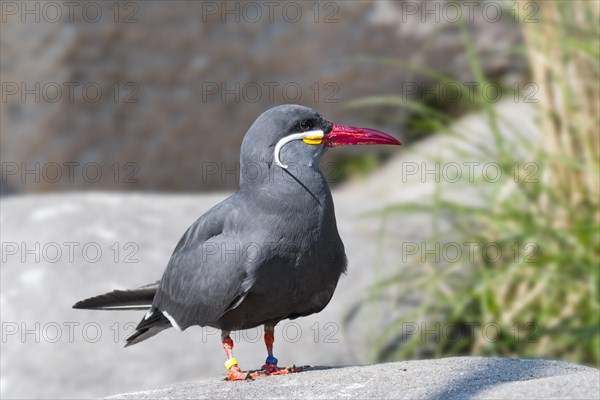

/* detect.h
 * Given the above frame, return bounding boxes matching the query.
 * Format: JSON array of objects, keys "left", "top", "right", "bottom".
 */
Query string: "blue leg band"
[{"left": 266, "top": 355, "right": 278, "bottom": 365}]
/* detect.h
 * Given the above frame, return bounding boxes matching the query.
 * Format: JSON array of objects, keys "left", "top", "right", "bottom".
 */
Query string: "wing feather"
[{"left": 151, "top": 196, "right": 253, "bottom": 329}]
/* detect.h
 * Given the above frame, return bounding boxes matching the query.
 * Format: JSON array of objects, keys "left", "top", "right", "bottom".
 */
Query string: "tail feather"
[
  {"left": 124, "top": 326, "right": 166, "bottom": 347},
  {"left": 72, "top": 281, "right": 159, "bottom": 311},
  {"left": 73, "top": 281, "right": 174, "bottom": 347},
  {"left": 124, "top": 309, "right": 171, "bottom": 347}
]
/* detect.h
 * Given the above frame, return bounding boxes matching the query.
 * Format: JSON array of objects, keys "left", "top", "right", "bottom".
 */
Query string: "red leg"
[
  {"left": 262, "top": 324, "right": 284, "bottom": 374},
  {"left": 255, "top": 324, "right": 303, "bottom": 376},
  {"left": 222, "top": 331, "right": 247, "bottom": 381},
  {"left": 247, "top": 325, "right": 303, "bottom": 378}
]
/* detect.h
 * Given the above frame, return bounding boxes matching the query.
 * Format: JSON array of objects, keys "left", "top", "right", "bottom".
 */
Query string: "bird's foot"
[
  {"left": 262, "top": 362, "right": 289, "bottom": 375},
  {"left": 226, "top": 366, "right": 249, "bottom": 381},
  {"left": 248, "top": 363, "right": 303, "bottom": 378}
]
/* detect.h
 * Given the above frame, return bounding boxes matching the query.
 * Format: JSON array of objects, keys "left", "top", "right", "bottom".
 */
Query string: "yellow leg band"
[{"left": 224, "top": 357, "right": 238, "bottom": 370}]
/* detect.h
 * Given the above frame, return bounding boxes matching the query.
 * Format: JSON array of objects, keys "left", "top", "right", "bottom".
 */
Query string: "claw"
[
  {"left": 287, "top": 365, "right": 303, "bottom": 373},
  {"left": 248, "top": 371, "right": 262, "bottom": 379}
]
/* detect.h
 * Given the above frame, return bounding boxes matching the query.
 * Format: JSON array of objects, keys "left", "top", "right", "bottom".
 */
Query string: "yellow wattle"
[{"left": 303, "top": 136, "right": 323, "bottom": 145}]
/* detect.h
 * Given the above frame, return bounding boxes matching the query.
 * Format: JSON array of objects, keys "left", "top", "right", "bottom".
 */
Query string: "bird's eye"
[{"left": 300, "top": 120, "right": 312, "bottom": 131}]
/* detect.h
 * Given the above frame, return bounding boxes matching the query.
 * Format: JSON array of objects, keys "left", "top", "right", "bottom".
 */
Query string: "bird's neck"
[{"left": 239, "top": 162, "right": 333, "bottom": 212}]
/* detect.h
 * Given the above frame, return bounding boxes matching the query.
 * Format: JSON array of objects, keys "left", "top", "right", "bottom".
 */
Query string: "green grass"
[{"left": 347, "top": 1, "right": 600, "bottom": 367}]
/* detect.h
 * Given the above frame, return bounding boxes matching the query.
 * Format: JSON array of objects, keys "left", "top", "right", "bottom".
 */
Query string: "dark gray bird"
[{"left": 73, "top": 105, "right": 401, "bottom": 380}]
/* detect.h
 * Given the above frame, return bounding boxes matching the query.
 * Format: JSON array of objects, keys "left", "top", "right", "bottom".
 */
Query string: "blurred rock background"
[{"left": 1, "top": 0, "right": 522, "bottom": 194}]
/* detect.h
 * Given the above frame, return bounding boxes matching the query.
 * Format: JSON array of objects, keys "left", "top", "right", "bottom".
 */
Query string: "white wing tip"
[{"left": 162, "top": 310, "right": 183, "bottom": 331}]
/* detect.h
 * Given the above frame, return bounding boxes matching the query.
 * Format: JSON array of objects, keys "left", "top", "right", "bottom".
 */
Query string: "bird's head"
[{"left": 240, "top": 104, "right": 401, "bottom": 183}]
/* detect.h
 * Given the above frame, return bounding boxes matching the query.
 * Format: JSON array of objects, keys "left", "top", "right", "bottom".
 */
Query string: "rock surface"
[{"left": 107, "top": 358, "right": 600, "bottom": 400}]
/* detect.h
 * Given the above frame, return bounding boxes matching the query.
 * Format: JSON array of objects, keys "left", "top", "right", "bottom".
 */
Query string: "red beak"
[{"left": 322, "top": 124, "right": 401, "bottom": 147}]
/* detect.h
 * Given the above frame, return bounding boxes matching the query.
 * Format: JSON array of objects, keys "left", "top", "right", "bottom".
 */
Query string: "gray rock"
[
  {"left": 107, "top": 358, "right": 600, "bottom": 400},
  {"left": 2, "top": 0, "right": 523, "bottom": 193}
]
